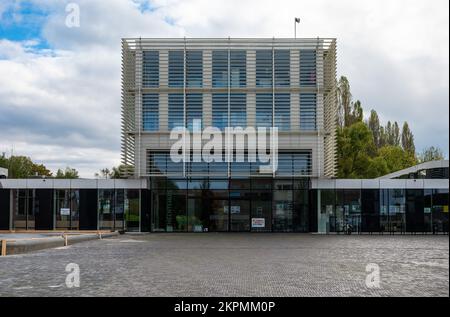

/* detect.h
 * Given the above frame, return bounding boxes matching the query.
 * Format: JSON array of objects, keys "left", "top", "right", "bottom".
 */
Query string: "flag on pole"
[{"left": 295, "top": 17, "right": 300, "bottom": 23}]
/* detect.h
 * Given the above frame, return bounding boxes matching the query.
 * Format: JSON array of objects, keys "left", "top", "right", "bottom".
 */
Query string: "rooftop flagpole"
[{"left": 294, "top": 17, "right": 300, "bottom": 38}]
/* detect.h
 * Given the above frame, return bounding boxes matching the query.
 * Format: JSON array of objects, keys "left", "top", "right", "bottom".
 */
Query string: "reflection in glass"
[
  {"left": 13, "top": 189, "right": 35, "bottom": 230},
  {"left": 98, "top": 189, "right": 114, "bottom": 230},
  {"left": 273, "top": 190, "right": 293, "bottom": 232},
  {"left": 252, "top": 190, "right": 271, "bottom": 232},
  {"left": 125, "top": 189, "right": 140, "bottom": 232},
  {"left": 55, "top": 189, "right": 79, "bottom": 230},
  {"left": 230, "top": 198, "right": 250, "bottom": 231}
]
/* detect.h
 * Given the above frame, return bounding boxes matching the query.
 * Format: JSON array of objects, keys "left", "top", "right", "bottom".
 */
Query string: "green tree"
[
  {"left": 95, "top": 165, "right": 131, "bottom": 179},
  {"left": 379, "top": 125, "right": 387, "bottom": 148},
  {"left": 0, "top": 154, "right": 53, "bottom": 178},
  {"left": 337, "top": 76, "right": 352, "bottom": 128},
  {"left": 393, "top": 121, "right": 400, "bottom": 146},
  {"left": 109, "top": 165, "right": 133, "bottom": 179},
  {"left": 366, "top": 156, "right": 389, "bottom": 178},
  {"left": 55, "top": 167, "right": 79, "bottom": 179},
  {"left": 378, "top": 146, "right": 417, "bottom": 173},
  {"left": 348, "top": 100, "right": 363, "bottom": 126},
  {"left": 385, "top": 121, "right": 400, "bottom": 146},
  {"left": 337, "top": 122, "right": 376, "bottom": 178},
  {"left": 110, "top": 166, "right": 121, "bottom": 179},
  {"left": 5, "top": 156, "right": 35, "bottom": 178},
  {"left": 367, "top": 110, "right": 381, "bottom": 148},
  {"left": 0, "top": 153, "right": 8, "bottom": 168},
  {"left": 401, "top": 122, "right": 415, "bottom": 155},
  {"left": 95, "top": 168, "right": 111, "bottom": 179},
  {"left": 31, "top": 163, "right": 52, "bottom": 177},
  {"left": 418, "top": 146, "right": 445, "bottom": 163}
]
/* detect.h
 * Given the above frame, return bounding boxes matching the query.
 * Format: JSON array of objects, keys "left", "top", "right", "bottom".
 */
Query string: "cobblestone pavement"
[{"left": 0, "top": 234, "right": 448, "bottom": 297}]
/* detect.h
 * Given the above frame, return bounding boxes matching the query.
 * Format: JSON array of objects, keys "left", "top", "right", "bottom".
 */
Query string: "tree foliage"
[
  {"left": 0, "top": 154, "right": 52, "bottom": 178},
  {"left": 418, "top": 146, "right": 445, "bottom": 163},
  {"left": 55, "top": 167, "right": 79, "bottom": 179},
  {"left": 401, "top": 122, "right": 415, "bottom": 155},
  {"left": 378, "top": 146, "right": 417, "bottom": 173},
  {"left": 368, "top": 110, "right": 381, "bottom": 148},
  {"left": 336, "top": 76, "right": 422, "bottom": 178},
  {"left": 95, "top": 165, "right": 131, "bottom": 179}
]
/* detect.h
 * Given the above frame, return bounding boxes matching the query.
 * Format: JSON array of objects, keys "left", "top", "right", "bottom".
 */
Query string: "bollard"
[
  {"left": 1, "top": 240, "right": 6, "bottom": 256},
  {"left": 64, "top": 234, "right": 68, "bottom": 246}
]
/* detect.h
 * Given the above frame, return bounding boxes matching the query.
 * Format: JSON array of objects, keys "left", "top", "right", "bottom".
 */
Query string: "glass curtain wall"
[
  {"left": 149, "top": 178, "right": 310, "bottom": 232},
  {"left": 55, "top": 189, "right": 79, "bottom": 230},
  {"left": 230, "top": 179, "right": 251, "bottom": 232},
  {"left": 405, "top": 189, "right": 424, "bottom": 233},
  {"left": 424, "top": 189, "right": 433, "bottom": 232},
  {"left": 13, "top": 189, "right": 35, "bottom": 230},
  {"left": 319, "top": 190, "right": 334, "bottom": 233},
  {"left": 125, "top": 189, "right": 140, "bottom": 232},
  {"left": 388, "top": 189, "right": 406, "bottom": 233},
  {"left": 98, "top": 189, "right": 114, "bottom": 230},
  {"left": 272, "top": 180, "right": 294, "bottom": 232},
  {"left": 251, "top": 179, "right": 272, "bottom": 232},
  {"left": 432, "top": 189, "right": 449, "bottom": 233}
]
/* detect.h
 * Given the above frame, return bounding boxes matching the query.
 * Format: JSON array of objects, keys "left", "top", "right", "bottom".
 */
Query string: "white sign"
[
  {"left": 225, "top": 206, "right": 241, "bottom": 214},
  {"left": 60, "top": 208, "right": 71, "bottom": 216},
  {"left": 251, "top": 218, "right": 265, "bottom": 228},
  {"left": 231, "top": 206, "right": 240, "bottom": 214}
]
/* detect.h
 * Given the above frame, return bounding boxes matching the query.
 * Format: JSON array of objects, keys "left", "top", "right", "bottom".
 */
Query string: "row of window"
[
  {"left": 146, "top": 151, "right": 312, "bottom": 177},
  {"left": 319, "top": 189, "right": 449, "bottom": 233},
  {"left": 142, "top": 50, "right": 317, "bottom": 88},
  {"left": 142, "top": 93, "right": 317, "bottom": 131}
]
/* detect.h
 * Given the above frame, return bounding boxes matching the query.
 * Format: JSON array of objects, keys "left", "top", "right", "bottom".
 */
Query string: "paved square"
[{"left": 0, "top": 234, "right": 448, "bottom": 297}]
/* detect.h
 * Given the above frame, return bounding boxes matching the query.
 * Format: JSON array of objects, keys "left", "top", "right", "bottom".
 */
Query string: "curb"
[{"left": 1, "top": 232, "right": 119, "bottom": 256}]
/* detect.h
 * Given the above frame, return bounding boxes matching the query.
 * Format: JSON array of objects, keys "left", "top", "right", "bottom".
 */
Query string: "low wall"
[{"left": 1, "top": 231, "right": 119, "bottom": 256}]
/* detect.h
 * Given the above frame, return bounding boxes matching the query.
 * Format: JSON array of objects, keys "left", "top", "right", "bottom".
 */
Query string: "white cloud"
[{"left": 0, "top": 0, "right": 448, "bottom": 177}]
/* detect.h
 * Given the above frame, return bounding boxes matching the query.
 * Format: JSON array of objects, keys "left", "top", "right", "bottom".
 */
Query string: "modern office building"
[
  {"left": 120, "top": 38, "right": 338, "bottom": 232},
  {"left": 0, "top": 38, "right": 447, "bottom": 234},
  {"left": 121, "top": 38, "right": 338, "bottom": 179}
]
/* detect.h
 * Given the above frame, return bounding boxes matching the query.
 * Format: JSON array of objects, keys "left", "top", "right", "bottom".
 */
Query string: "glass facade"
[
  {"left": 256, "top": 93, "right": 273, "bottom": 127},
  {"left": 2, "top": 187, "right": 447, "bottom": 233},
  {"left": 318, "top": 188, "right": 449, "bottom": 234},
  {"left": 142, "top": 50, "right": 159, "bottom": 87},
  {"left": 300, "top": 93, "right": 317, "bottom": 131},
  {"left": 142, "top": 93, "right": 159, "bottom": 131},
  {"left": 142, "top": 48, "right": 320, "bottom": 134},
  {"left": 55, "top": 189, "right": 79, "bottom": 230},
  {"left": 256, "top": 50, "right": 273, "bottom": 87},
  {"left": 230, "top": 50, "right": 246, "bottom": 87},
  {"left": 186, "top": 50, "right": 203, "bottom": 88},
  {"left": 168, "top": 50, "right": 184, "bottom": 87},
  {"left": 12, "top": 189, "right": 35, "bottom": 230},
  {"left": 148, "top": 177, "right": 311, "bottom": 232},
  {"left": 212, "top": 93, "right": 247, "bottom": 130},
  {"left": 168, "top": 93, "right": 184, "bottom": 130},
  {"left": 274, "top": 50, "right": 290, "bottom": 87},
  {"left": 212, "top": 50, "right": 228, "bottom": 87},
  {"left": 212, "top": 93, "right": 227, "bottom": 130},
  {"left": 186, "top": 93, "right": 203, "bottom": 130},
  {"left": 274, "top": 93, "right": 290, "bottom": 131},
  {"left": 300, "top": 50, "right": 316, "bottom": 87},
  {"left": 230, "top": 94, "right": 246, "bottom": 127},
  {"left": 146, "top": 151, "right": 312, "bottom": 178}
]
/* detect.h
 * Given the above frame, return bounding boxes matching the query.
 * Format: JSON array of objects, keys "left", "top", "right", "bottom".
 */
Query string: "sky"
[{"left": 0, "top": 0, "right": 448, "bottom": 178}]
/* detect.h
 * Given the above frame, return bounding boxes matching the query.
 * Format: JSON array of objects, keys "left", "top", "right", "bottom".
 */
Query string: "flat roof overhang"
[
  {"left": 0, "top": 178, "right": 147, "bottom": 189},
  {"left": 311, "top": 178, "right": 449, "bottom": 190}
]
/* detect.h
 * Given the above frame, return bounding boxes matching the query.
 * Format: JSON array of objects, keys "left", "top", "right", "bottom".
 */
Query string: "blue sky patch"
[{"left": 0, "top": 1, "right": 51, "bottom": 49}]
